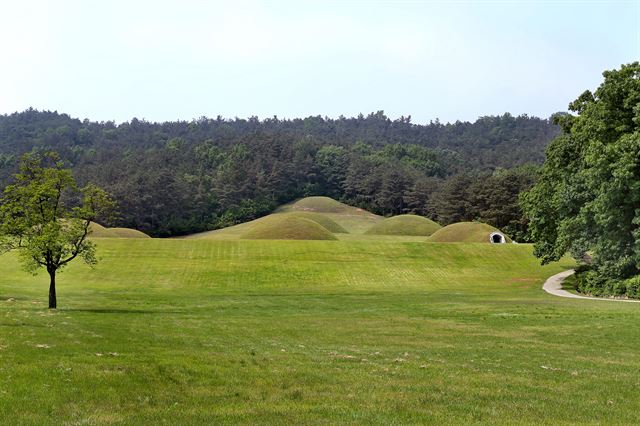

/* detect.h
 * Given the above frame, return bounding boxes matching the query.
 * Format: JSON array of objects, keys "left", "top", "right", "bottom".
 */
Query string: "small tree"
[{"left": 0, "top": 152, "right": 116, "bottom": 309}]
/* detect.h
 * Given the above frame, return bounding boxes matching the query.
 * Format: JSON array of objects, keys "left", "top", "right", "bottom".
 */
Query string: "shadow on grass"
[
  {"left": 1, "top": 322, "right": 47, "bottom": 327},
  {"left": 61, "top": 308, "right": 184, "bottom": 315},
  {"left": 561, "top": 275, "right": 578, "bottom": 292},
  {"left": 0, "top": 296, "right": 27, "bottom": 301}
]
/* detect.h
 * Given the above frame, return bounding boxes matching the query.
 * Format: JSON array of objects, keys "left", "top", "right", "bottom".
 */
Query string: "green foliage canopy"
[
  {"left": 0, "top": 110, "right": 557, "bottom": 236},
  {"left": 522, "top": 62, "right": 640, "bottom": 283}
]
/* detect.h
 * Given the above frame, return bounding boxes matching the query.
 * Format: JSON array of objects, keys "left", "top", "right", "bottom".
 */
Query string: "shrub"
[
  {"left": 575, "top": 267, "right": 640, "bottom": 299},
  {"left": 623, "top": 276, "right": 640, "bottom": 299}
]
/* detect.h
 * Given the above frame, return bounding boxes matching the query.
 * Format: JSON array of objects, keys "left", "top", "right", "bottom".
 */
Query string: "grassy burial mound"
[
  {"left": 278, "top": 197, "right": 383, "bottom": 234},
  {"left": 184, "top": 211, "right": 347, "bottom": 240},
  {"left": 188, "top": 196, "right": 383, "bottom": 239},
  {"left": 89, "top": 222, "right": 150, "bottom": 239},
  {"left": 285, "top": 212, "right": 348, "bottom": 233},
  {"left": 88, "top": 222, "right": 112, "bottom": 237},
  {"left": 103, "top": 228, "right": 151, "bottom": 238},
  {"left": 280, "top": 196, "right": 351, "bottom": 213},
  {"left": 364, "top": 214, "right": 441, "bottom": 236},
  {"left": 428, "top": 221, "right": 511, "bottom": 243},
  {"left": 241, "top": 214, "right": 338, "bottom": 240},
  {"left": 188, "top": 197, "right": 462, "bottom": 240}
]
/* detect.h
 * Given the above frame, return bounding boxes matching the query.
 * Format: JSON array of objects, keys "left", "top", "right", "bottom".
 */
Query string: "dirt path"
[{"left": 543, "top": 270, "right": 640, "bottom": 303}]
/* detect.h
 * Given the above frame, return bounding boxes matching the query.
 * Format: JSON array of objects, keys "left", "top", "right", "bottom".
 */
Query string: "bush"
[
  {"left": 623, "top": 276, "right": 640, "bottom": 298},
  {"left": 575, "top": 268, "right": 640, "bottom": 299}
]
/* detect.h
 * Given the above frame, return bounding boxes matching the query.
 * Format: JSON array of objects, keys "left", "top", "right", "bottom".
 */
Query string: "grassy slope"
[
  {"left": 89, "top": 223, "right": 150, "bottom": 239},
  {"left": 185, "top": 197, "right": 381, "bottom": 240},
  {"left": 2, "top": 239, "right": 640, "bottom": 424},
  {"left": 365, "top": 214, "right": 442, "bottom": 236},
  {"left": 185, "top": 212, "right": 347, "bottom": 240},
  {"left": 103, "top": 228, "right": 151, "bottom": 239},
  {"left": 277, "top": 196, "right": 349, "bottom": 213},
  {"left": 429, "top": 222, "right": 512, "bottom": 243},
  {"left": 277, "top": 196, "right": 383, "bottom": 234},
  {"left": 285, "top": 212, "right": 348, "bottom": 233},
  {"left": 241, "top": 215, "right": 337, "bottom": 240}
]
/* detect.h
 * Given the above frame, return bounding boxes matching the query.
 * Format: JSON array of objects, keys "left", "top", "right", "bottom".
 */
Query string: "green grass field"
[{"left": 2, "top": 238, "right": 640, "bottom": 424}]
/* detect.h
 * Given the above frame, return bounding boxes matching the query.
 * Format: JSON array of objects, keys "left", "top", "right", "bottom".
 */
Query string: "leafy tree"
[
  {"left": 471, "top": 166, "right": 539, "bottom": 241},
  {"left": 0, "top": 153, "right": 116, "bottom": 308},
  {"left": 315, "top": 145, "right": 348, "bottom": 198},
  {"left": 0, "top": 109, "right": 559, "bottom": 236},
  {"left": 403, "top": 176, "right": 440, "bottom": 217},
  {"left": 522, "top": 62, "right": 640, "bottom": 291},
  {"left": 375, "top": 164, "right": 412, "bottom": 214},
  {"left": 430, "top": 173, "right": 476, "bottom": 224}
]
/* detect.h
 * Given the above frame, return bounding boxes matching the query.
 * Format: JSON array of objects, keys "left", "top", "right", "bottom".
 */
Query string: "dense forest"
[{"left": 0, "top": 109, "right": 559, "bottom": 239}]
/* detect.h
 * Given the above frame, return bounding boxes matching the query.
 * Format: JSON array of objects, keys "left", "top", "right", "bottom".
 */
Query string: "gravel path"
[{"left": 543, "top": 269, "right": 640, "bottom": 303}]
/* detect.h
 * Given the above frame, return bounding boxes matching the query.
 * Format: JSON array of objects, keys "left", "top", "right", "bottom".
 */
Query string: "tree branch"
[{"left": 59, "top": 219, "right": 91, "bottom": 266}]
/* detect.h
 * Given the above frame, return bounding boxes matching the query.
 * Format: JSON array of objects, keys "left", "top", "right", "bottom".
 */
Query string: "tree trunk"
[{"left": 48, "top": 269, "right": 57, "bottom": 309}]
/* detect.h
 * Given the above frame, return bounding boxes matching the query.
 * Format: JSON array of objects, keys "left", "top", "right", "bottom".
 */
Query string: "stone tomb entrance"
[{"left": 489, "top": 232, "right": 506, "bottom": 244}]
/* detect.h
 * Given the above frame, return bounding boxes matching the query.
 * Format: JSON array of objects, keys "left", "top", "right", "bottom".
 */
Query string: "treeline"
[{"left": 0, "top": 109, "right": 558, "bottom": 238}]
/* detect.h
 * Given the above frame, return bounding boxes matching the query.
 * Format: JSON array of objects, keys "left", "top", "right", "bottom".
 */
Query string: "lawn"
[{"left": 1, "top": 239, "right": 639, "bottom": 424}]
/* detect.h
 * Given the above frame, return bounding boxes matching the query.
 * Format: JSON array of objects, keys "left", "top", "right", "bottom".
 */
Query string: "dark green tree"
[
  {"left": 522, "top": 62, "right": 640, "bottom": 292},
  {"left": 315, "top": 145, "right": 348, "bottom": 198},
  {"left": 430, "top": 173, "right": 476, "bottom": 224},
  {"left": 0, "top": 153, "right": 116, "bottom": 308},
  {"left": 471, "top": 166, "right": 539, "bottom": 241}
]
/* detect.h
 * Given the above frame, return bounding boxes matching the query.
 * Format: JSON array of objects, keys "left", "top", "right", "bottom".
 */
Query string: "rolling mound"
[
  {"left": 104, "top": 228, "right": 151, "bottom": 238},
  {"left": 428, "top": 222, "right": 511, "bottom": 243},
  {"left": 280, "top": 196, "right": 351, "bottom": 213},
  {"left": 365, "top": 215, "right": 441, "bottom": 236},
  {"left": 276, "top": 196, "right": 383, "bottom": 234},
  {"left": 89, "top": 223, "right": 150, "bottom": 239},
  {"left": 284, "top": 212, "right": 348, "bottom": 233},
  {"left": 88, "top": 222, "right": 111, "bottom": 237},
  {"left": 185, "top": 196, "right": 383, "bottom": 239},
  {"left": 241, "top": 215, "right": 338, "bottom": 240}
]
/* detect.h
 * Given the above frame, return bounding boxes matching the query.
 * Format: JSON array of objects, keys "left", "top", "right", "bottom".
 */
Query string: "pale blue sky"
[{"left": 1, "top": 0, "right": 638, "bottom": 124}]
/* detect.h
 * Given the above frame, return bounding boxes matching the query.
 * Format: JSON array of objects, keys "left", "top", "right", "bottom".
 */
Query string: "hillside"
[
  {"left": 89, "top": 222, "right": 150, "bottom": 239},
  {"left": 277, "top": 197, "right": 383, "bottom": 234},
  {"left": 185, "top": 197, "right": 383, "bottom": 240},
  {"left": 241, "top": 215, "right": 337, "bottom": 240},
  {"left": 365, "top": 214, "right": 441, "bottom": 236},
  {"left": 0, "top": 110, "right": 556, "bottom": 237}
]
